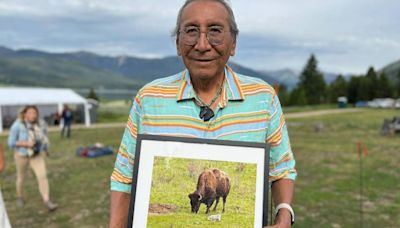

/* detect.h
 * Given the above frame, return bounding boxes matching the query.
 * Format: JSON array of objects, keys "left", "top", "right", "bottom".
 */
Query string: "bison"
[{"left": 188, "top": 169, "right": 230, "bottom": 214}]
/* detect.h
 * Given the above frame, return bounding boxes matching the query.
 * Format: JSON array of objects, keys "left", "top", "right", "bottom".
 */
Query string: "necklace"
[{"left": 195, "top": 82, "right": 224, "bottom": 122}]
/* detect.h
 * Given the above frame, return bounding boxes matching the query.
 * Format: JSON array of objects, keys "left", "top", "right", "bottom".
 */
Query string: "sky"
[{"left": 0, "top": 0, "right": 399, "bottom": 75}]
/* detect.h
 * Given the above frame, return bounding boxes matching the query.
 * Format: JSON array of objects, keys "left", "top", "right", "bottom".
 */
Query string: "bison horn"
[{"left": 198, "top": 195, "right": 202, "bottom": 201}]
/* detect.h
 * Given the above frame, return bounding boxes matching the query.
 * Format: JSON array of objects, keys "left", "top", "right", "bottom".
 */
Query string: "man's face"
[{"left": 176, "top": 0, "right": 236, "bottom": 82}]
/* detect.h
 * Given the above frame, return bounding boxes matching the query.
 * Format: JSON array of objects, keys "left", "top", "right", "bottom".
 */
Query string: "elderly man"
[{"left": 109, "top": 0, "right": 296, "bottom": 227}]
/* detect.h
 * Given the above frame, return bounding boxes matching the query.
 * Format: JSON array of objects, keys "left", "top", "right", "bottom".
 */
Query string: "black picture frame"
[{"left": 128, "top": 134, "right": 270, "bottom": 228}]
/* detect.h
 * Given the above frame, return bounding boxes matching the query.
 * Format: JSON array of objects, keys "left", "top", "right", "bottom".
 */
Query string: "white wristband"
[{"left": 274, "top": 203, "right": 295, "bottom": 225}]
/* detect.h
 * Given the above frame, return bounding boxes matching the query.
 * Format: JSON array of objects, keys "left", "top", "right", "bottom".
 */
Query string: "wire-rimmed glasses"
[{"left": 179, "top": 25, "right": 227, "bottom": 46}]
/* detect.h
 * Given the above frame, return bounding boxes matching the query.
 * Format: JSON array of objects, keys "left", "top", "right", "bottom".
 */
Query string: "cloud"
[{"left": 0, "top": 0, "right": 399, "bottom": 74}]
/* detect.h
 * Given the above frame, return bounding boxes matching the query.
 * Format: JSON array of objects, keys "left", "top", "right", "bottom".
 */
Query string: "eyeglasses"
[{"left": 179, "top": 25, "right": 227, "bottom": 46}]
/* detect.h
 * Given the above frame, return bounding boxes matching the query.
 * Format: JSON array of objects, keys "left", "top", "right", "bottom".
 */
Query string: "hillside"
[
  {"left": 380, "top": 59, "right": 400, "bottom": 80},
  {"left": 41, "top": 52, "right": 279, "bottom": 84},
  {"left": 0, "top": 46, "right": 278, "bottom": 90},
  {"left": 0, "top": 48, "right": 141, "bottom": 90}
]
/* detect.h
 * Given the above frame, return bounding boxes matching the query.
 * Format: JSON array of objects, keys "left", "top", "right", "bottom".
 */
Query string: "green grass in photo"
[{"left": 147, "top": 157, "right": 257, "bottom": 228}]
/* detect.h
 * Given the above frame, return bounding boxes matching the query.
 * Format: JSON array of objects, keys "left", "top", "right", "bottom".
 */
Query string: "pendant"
[{"left": 199, "top": 106, "right": 214, "bottom": 122}]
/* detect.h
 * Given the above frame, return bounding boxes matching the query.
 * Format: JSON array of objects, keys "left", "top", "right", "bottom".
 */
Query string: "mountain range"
[
  {"left": 0, "top": 46, "right": 278, "bottom": 91},
  {"left": 0, "top": 45, "right": 399, "bottom": 95}
]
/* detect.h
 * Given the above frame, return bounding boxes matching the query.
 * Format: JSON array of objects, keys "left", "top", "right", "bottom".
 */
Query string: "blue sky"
[{"left": 0, "top": 0, "right": 399, "bottom": 74}]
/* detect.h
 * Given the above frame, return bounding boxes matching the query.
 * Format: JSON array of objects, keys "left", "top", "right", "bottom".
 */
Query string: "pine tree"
[
  {"left": 377, "top": 72, "right": 393, "bottom": 98},
  {"left": 277, "top": 84, "right": 290, "bottom": 107},
  {"left": 347, "top": 76, "right": 362, "bottom": 104},
  {"left": 328, "top": 74, "right": 348, "bottom": 103},
  {"left": 87, "top": 88, "right": 99, "bottom": 101},
  {"left": 396, "top": 70, "right": 400, "bottom": 98},
  {"left": 289, "top": 86, "right": 307, "bottom": 106},
  {"left": 299, "top": 54, "right": 326, "bottom": 104},
  {"left": 365, "top": 67, "right": 378, "bottom": 99},
  {"left": 357, "top": 77, "right": 370, "bottom": 101}
]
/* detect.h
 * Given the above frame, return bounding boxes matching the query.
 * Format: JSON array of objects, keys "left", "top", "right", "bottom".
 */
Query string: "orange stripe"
[
  {"left": 178, "top": 80, "right": 188, "bottom": 100},
  {"left": 117, "top": 146, "right": 130, "bottom": 159},
  {"left": 242, "top": 84, "right": 274, "bottom": 92},
  {"left": 266, "top": 115, "right": 285, "bottom": 145},
  {"left": 139, "top": 93, "right": 176, "bottom": 98},
  {"left": 241, "top": 85, "right": 274, "bottom": 97},
  {"left": 141, "top": 88, "right": 178, "bottom": 94},
  {"left": 269, "top": 170, "right": 289, "bottom": 182},
  {"left": 111, "top": 169, "right": 132, "bottom": 183},
  {"left": 127, "top": 117, "right": 138, "bottom": 137},
  {"left": 143, "top": 118, "right": 265, "bottom": 132},
  {"left": 134, "top": 96, "right": 141, "bottom": 108},
  {"left": 231, "top": 70, "right": 244, "bottom": 99}
]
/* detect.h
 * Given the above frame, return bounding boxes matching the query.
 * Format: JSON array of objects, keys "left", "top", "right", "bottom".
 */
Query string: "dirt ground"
[{"left": 148, "top": 204, "right": 178, "bottom": 215}]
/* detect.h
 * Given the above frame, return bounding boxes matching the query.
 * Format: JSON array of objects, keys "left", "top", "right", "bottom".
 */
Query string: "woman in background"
[{"left": 7, "top": 105, "right": 57, "bottom": 211}]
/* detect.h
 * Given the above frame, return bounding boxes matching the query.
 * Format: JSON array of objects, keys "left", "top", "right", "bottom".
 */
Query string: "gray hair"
[{"left": 172, "top": 0, "right": 239, "bottom": 41}]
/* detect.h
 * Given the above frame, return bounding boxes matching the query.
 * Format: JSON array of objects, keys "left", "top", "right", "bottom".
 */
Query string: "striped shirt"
[{"left": 111, "top": 66, "right": 297, "bottom": 193}]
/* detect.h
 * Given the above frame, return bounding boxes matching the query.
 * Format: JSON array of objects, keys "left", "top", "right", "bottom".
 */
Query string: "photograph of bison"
[
  {"left": 146, "top": 156, "right": 259, "bottom": 227},
  {"left": 188, "top": 169, "right": 231, "bottom": 214}
]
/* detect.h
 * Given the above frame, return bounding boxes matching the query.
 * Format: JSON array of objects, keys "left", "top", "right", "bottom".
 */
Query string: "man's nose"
[{"left": 195, "top": 32, "right": 212, "bottom": 52}]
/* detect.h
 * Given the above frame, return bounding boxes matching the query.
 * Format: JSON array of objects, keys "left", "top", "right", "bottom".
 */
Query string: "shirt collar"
[{"left": 176, "top": 65, "right": 245, "bottom": 106}]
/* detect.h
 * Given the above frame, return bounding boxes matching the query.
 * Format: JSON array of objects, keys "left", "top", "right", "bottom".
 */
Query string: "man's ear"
[
  {"left": 230, "top": 40, "right": 236, "bottom": 56},
  {"left": 176, "top": 38, "right": 182, "bottom": 56}
]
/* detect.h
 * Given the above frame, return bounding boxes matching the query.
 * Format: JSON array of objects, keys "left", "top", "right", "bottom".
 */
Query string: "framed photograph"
[{"left": 128, "top": 134, "right": 270, "bottom": 228}]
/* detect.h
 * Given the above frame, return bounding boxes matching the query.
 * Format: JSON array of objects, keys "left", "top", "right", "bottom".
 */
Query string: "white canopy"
[{"left": 0, "top": 87, "right": 91, "bottom": 132}]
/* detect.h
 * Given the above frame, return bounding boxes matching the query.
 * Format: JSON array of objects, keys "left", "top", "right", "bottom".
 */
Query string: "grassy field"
[
  {"left": 0, "top": 127, "right": 123, "bottom": 228},
  {"left": 289, "top": 108, "right": 400, "bottom": 227},
  {"left": 0, "top": 107, "right": 399, "bottom": 227},
  {"left": 97, "top": 100, "right": 131, "bottom": 123},
  {"left": 147, "top": 157, "right": 257, "bottom": 227},
  {"left": 283, "top": 104, "right": 338, "bottom": 113}
]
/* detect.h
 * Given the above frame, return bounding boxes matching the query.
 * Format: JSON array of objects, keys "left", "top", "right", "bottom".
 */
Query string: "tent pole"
[
  {"left": 84, "top": 103, "right": 91, "bottom": 127},
  {"left": 58, "top": 103, "right": 64, "bottom": 129}
]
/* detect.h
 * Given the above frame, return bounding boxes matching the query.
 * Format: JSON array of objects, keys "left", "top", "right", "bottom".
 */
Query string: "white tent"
[{"left": 0, "top": 87, "right": 91, "bottom": 132}]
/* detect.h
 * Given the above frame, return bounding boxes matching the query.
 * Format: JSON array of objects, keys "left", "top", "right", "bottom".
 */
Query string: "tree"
[
  {"left": 396, "top": 70, "right": 400, "bottom": 98},
  {"left": 289, "top": 86, "right": 307, "bottom": 106},
  {"left": 328, "top": 74, "right": 348, "bottom": 103},
  {"left": 347, "top": 76, "right": 360, "bottom": 104},
  {"left": 87, "top": 88, "right": 99, "bottom": 101},
  {"left": 365, "top": 67, "right": 378, "bottom": 99},
  {"left": 277, "top": 84, "right": 290, "bottom": 107},
  {"left": 356, "top": 77, "right": 371, "bottom": 101},
  {"left": 298, "top": 54, "right": 326, "bottom": 104},
  {"left": 377, "top": 72, "right": 394, "bottom": 98}
]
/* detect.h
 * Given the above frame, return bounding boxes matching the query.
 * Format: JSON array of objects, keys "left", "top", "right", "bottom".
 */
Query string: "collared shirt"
[{"left": 111, "top": 66, "right": 297, "bottom": 193}]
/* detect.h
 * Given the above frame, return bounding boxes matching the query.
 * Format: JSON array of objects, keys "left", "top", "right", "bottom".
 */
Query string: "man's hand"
[{"left": 264, "top": 208, "right": 292, "bottom": 228}]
